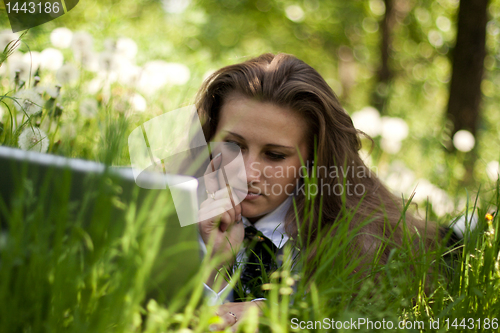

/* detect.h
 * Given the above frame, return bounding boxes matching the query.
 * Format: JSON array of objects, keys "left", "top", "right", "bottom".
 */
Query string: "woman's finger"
[
  {"left": 219, "top": 211, "right": 234, "bottom": 232},
  {"left": 204, "top": 152, "right": 223, "bottom": 195}
]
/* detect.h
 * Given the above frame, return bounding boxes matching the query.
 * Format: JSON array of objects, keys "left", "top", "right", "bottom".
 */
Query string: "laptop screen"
[{"left": 0, "top": 146, "right": 201, "bottom": 305}]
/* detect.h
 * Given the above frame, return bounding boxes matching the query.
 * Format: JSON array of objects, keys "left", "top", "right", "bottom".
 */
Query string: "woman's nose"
[{"left": 244, "top": 156, "right": 261, "bottom": 183}]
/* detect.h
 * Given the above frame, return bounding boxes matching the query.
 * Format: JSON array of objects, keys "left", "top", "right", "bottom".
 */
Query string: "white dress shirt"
[{"left": 200, "top": 196, "right": 292, "bottom": 305}]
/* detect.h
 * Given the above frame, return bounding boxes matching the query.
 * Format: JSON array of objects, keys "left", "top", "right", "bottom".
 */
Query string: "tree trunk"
[
  {"left": 446, "top": 0, "right": 489, "bottom": 183},
  {"left": 372, "top": 0, "right": 394, "bottom": 113}
]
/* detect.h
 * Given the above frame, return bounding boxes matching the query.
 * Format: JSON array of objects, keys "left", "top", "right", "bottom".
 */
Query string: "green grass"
[
  {"left": 0, "top": 159, "right": 499, "bottom": 332},
  {"left": 1, "top": 21, "right": 499, "bottom": 333}
]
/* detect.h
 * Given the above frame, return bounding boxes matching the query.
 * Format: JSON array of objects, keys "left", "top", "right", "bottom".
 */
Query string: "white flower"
[
  {"left": 380, "top": 117, "right": 409, "bottom": 141},
  {"left": 129, "top": 93, "right": 147, "bottom": 112},
  {"left": 74, "top": 50, "right": 99, "bottom": 72},
  {"left": 18, "top": 127, "right": 49, "bottom": 153},
  {"left": 351, "top": 106, "right": 381, "bottom": 137},
  {"left": 412, "top": 179, "right": 454, "bottom": 216},
  {"left": 40, "top": 48, "right": 64, "bottom": 71},
  {"left": 117, "top": 60, "right": 141, "bottom": 86},
  {"left": 116, "top": 37, "right": 138, "bottom": 60},
  {"left": 85, "top": 72, "right": 117, "bottom": 95},
  {"left": 137, "top": 61, "right": 170, "bottom": 93},
  {"left": 453, "top": 130, "right": 475, "bottom": 152},
  {"left": 46, "top": 85, "right": 61, "bottom": 98},
  {"left": 71, "top": 31, "right": 93, "bottom": 53},
  {"left": 79, "top": 98, "right": 99, "bottom": 118},
  {"left": 137, "top": 61, "right": 190, "bottom": 94},
  {"left": 56, "top": 63, "right": 79, "bottom": 84},
  {"left": 35, "top": 84, "right": 60, "bottom": 98},
  {"left": 164, "top": 63, "right": 190, "bottom": 85},
  {"left": 285, "top": 5, "right": 305, "bottom": 22},
  {"left": 99, "top": 51, "right": 119, "bottom": 72},
  {"left": 383, "top": 161, "right": 415, "bottom": 195},
  {"left": 9, "top": 58, "right": 31, "bottom": 81},
  {"left": 22, "top": 51, "right": 42, "bottom": 71},
  {"left": 50, "top": 27, "right": 73, "bottom": 49},
  {"left": 14, "top": 89, "right": 44, "bottom": 115},
  {"left": 380, "top": 137, "right": 402, "bottom": 154},
  {"left": 103, "top": 38, "right": 116, "bottom": 51},
  {"left": 451, "top": 212, "right": 478, "bottom": 238},
  {"left": 0, "top": 30, "right": 20, "bottom": 52},
  {"left": 162, "top": 0, "right": 191, "bottom": 13},
  {"left": 486, "top": 161, "right": 500, "bottom": 181}
]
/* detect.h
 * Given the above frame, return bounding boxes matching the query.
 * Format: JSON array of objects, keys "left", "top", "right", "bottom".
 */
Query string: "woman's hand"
[
  {"left": 198, "top": 153, "right": 244, "bottom": 276},
  {"left": 210, "top": 301, "right": 264, "bottom": 332}
]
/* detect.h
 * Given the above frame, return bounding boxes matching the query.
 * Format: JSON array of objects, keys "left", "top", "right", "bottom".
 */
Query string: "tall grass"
[
  {"left": 1, "top": 150, "right": 498, "bottom": 332},
  {"left": 1, "top": 31, "right": 499, "bottom": 333}
]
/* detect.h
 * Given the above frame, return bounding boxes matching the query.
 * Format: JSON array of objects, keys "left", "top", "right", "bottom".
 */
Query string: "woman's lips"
[
  {"left": 232, "top": 188, "right": 262, "bottom": 201},
  {"left": 244, "top": 192, "right": 261, "bottom": 201}
]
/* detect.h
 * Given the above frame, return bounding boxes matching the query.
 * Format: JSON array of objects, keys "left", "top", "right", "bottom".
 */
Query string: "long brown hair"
[{"left": 195, "top": 53, "right": 438, "bottom": 270}]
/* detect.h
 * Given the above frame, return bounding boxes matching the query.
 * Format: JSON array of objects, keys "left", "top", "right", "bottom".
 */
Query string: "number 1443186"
[
  {"left": 6, "top": 2, "right": 60, "bottom": 14},
  {"left": 445, "top": 318, "right": 498, "bottom": 330}
]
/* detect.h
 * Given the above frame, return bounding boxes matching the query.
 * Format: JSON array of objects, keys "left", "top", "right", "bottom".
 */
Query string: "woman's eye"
[
  {"left": 266, "top": 152, "right": 286, "bottom": 160},
  {"left": 224, "top": 140, "right": 243, "bottom": 151}
]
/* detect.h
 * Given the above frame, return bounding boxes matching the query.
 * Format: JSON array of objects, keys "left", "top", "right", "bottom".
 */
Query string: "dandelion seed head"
[
  {"left": 285, "top": 5, "right": 305, "bottom": 22},
  {"left": 18, "top": 127, "right": 49, "bottom": 153},
  {"left": 129, "top": 93, "right": 147, "bottom": 112},
  {"left": 381, "top": 116, "right": 409, "bottom": 141},
  {"left": 71, "top": 31, "right": 94, "bottom": 53},
  {"left": 137, "top": 61, "right": 190, "bottom": 94},
  {"left": 383, "top": 161, "right": 415, "bottom": 195},
  {"left": 116, "top": 37, "right": 138, "bottom": 60},
  {"left": 9, "top": 58, "right": 31, "bottom": 81},
  {"left": 351, "top": 106, "right": 381, "bottom": 137},
  {"left": 118, "top": 61, "right": 141, "bottom": 86},
  {"left": 412, "top": 179, "right": 454, "bottom": 216},
  {"left": 46, "top": 85, "right": 61, "bottom": 98},
  {"left": 453, "top": 130, "right": 475, "bottom": 152},
  {"left": 99, "top": 51, "right": 119, "bottom": 72},
  {"left": 22, "top": 51, "right": 42, "bottom": 72},
  {"left": 14, "top": 89, "right": 44, "bottom": 116},
  {"left": 381, "top": 137, "right": 402, "bottom": 154},
  {"left": 75, "top": 50, "right": 99, "bottom": 72},
  {"left": 162, "top": 0, "right": 191, "bottom": 14},
  {"left": 486, "top": 161, "right": 500, "bottom": 181},
  {"left": 452, "top": 212, "right": 479, "bottom": 238},
  {"left": 50, "top": 27, "right": 73, "bottom": 49},
  {"left": 40, "top": 48, "right": 64, "bottom": 71},
  {"left": 56, "top": 63, "right": 80, "bottom": 84}
]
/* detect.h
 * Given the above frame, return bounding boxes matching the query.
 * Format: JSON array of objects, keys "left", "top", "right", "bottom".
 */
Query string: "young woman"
[{"left": 194, "top": 53, "right": 443, "bottom": 330}]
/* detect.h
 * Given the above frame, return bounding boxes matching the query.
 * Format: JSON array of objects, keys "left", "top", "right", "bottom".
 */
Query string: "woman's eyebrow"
[
  {"left": 225, "top": 131, "right": 295, "bottom": 149},
  {"left": 264, "top": 144, "right": 295, "bottom": 150}
]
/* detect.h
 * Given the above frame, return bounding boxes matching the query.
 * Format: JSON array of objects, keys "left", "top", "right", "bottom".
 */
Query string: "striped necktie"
[{"left": 234, "top": 225, "right": 280, "bottom": 302}]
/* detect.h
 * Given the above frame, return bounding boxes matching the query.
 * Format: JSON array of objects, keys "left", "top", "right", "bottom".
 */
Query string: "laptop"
[{"left": 0, "top": 146, "right": 201, "bottom": 306}]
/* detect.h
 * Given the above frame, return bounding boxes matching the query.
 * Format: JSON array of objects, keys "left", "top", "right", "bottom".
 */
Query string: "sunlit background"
[{"left": 1, "top": 0, "right": 500, "bottom": 220}]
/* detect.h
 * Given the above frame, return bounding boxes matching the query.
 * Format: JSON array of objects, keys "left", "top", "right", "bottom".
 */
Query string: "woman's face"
[{"left": 213, "top": 93, "right": 309, "bottom": 222}]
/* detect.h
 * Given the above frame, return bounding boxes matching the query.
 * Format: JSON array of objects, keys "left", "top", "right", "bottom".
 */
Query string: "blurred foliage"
[{"left": 0, "top": 0, "right": 499, "bottom": 211}]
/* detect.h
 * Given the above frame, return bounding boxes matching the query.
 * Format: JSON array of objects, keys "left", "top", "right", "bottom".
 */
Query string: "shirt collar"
[{"left": 241, "top": 196, "right": 292, "bottom": 249}]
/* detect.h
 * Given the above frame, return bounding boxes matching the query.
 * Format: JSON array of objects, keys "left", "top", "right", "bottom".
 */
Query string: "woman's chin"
[{"left": 241, "top": 202, "right": 266, "bottom": 220}]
